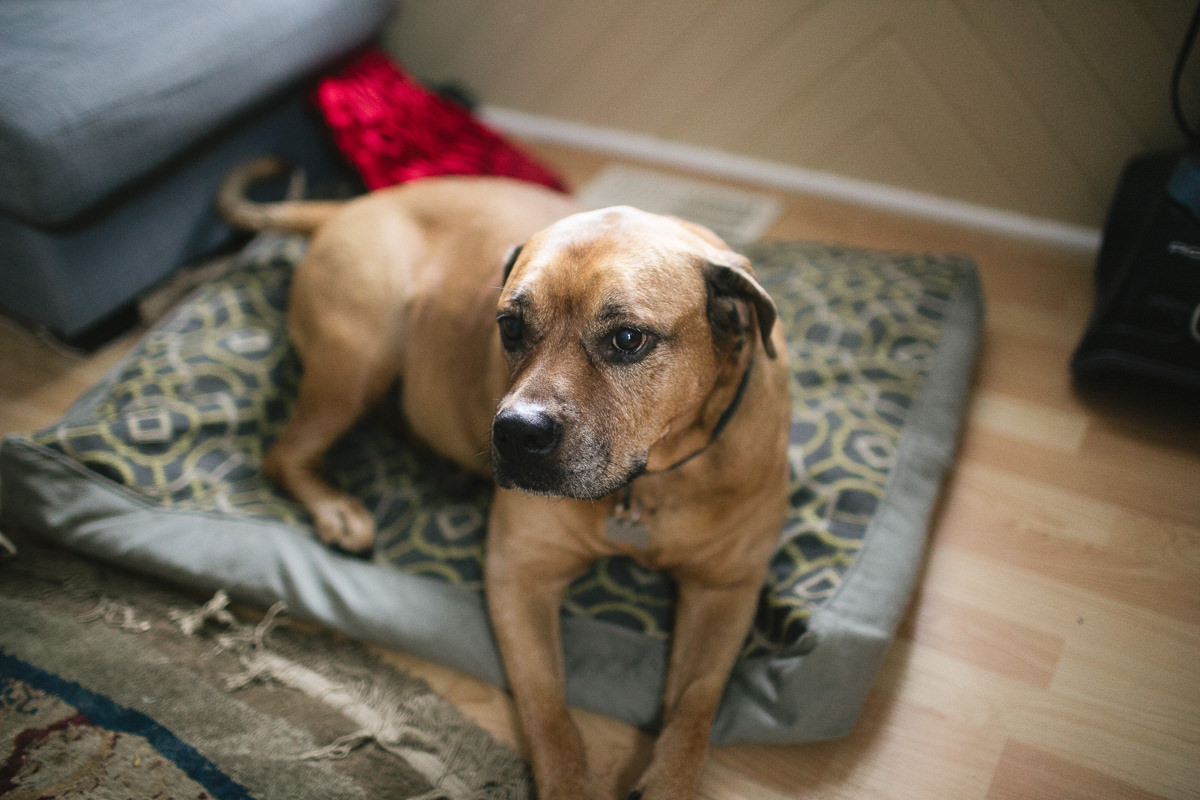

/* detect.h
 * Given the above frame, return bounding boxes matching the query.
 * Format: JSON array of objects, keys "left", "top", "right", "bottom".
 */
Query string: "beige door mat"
[{"left": 576, "top": 165, "right": 782, "bottom": 244}]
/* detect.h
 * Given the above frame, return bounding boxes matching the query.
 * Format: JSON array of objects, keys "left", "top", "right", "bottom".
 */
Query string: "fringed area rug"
[{"left": 0, "top": 533, "right": 531, "bottom": 800}]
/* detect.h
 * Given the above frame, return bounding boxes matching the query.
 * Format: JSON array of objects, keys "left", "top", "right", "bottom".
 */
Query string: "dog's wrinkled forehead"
[{"left": 501, "top": 206, "right": 710, "bottom": 312}]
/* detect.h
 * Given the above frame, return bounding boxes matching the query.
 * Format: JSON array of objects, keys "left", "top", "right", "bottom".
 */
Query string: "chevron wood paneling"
[{"left": 385, "top": 0, "right": 1198, "bottom": 229}]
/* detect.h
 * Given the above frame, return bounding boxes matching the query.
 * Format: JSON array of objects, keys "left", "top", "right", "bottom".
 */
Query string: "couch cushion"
[{"left": 0, "top": 0, "right": 393, "bottom": 225}]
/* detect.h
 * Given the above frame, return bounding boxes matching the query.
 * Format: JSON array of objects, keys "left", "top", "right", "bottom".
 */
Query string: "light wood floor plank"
[
  {"left": 938, "top": 463, "right": 1200, "bottom": 625},
  {"left": 968, "top": 390, "right": 1089, "bottom": 453},
  {"left": 988, "top": 739, "right": 1175, "bottom": 800},
  {"left": 963, "top": 425, "right": 1200, "bottom": 524},
  {"left": 896, "top": 588, "right": 1065, "bottom": 689}
]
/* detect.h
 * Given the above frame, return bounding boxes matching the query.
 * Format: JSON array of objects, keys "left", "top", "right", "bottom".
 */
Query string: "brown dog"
[{"left": 219, "top": 158, "right": 792, "bottom": 800}]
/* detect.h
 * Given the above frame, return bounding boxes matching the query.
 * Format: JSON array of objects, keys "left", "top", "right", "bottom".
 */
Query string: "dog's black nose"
[{"left": 492, "top": 405, "right": 562, "bottom": 460}]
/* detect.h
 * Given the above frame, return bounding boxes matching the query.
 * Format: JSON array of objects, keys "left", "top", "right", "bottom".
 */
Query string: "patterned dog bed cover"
[{"left": 0, "top": 234, "right": 982, "bottom": 744}]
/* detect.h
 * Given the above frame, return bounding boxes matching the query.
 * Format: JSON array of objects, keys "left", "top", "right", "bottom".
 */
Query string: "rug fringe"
[
  {"left": 169, "top": 589, "right": 237, "bottom": 635},
  {"left": 79, "top": 597, "right": 152, "bottom": 632},
  {"left": 173, "top": 590, "right": 533, "bottom": 799}
]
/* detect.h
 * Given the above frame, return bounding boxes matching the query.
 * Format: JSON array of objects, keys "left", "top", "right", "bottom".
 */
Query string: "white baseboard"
[{"left": 481, "top": 106, "right": 1102, "bottom": 252}]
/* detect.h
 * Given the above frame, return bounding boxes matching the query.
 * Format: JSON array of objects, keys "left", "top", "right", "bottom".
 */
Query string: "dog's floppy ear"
[
  {"left": 501, "top": 244, "right": 524, "bottom": 285},
  {"left": 704, "top": 254, "right": 779, "bottom": 359},
  {"left": 667, "top": 216, "right": 779, "bottom": 359}
]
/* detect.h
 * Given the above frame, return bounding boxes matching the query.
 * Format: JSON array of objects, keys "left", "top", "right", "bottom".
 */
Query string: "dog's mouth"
[
  {"left": 491, "top": 453, "right": 644, "bottom": 500},
  {"left": 490, "top": 404, "right": 644, "bottom": 499}
]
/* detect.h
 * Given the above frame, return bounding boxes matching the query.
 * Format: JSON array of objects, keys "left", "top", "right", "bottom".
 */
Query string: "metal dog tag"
[{"left": 605, "top": 516, "right": 651, "bottom": 549}]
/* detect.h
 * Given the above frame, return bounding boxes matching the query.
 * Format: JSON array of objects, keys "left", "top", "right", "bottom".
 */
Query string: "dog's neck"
[
  {"left": 608, "top": 357, "right": 753, "bottom": 543},
  {"left": 629, "top": 354, "right": 755, "bottom": 488},
  {"left": 663, "top": 357, "right": 754, "bottom": 473}
]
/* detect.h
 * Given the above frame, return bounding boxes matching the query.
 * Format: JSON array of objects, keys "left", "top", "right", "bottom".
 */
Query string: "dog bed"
[{"left": 0, "top": 233, "right": 982, "bottom": 744}]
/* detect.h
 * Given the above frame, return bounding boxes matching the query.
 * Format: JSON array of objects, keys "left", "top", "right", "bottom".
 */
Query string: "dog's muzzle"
[{"left": 491, "top": 400, "right": 639, "bottom": 499}]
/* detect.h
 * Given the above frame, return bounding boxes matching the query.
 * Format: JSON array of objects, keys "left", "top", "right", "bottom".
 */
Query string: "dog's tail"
[{"left": 217, "top": 157, "right": 344, "bottom": 234}]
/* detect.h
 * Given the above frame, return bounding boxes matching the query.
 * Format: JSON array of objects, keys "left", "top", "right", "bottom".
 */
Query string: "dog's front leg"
[
  {"left": 486, "top": 498, "right": 596, "bottom": 799},
  {"left": 631, "top": 576, "right": 765, "bottom": 800},
  {"left": 265, "top": 335, "right": 396, "bottom": 552}
]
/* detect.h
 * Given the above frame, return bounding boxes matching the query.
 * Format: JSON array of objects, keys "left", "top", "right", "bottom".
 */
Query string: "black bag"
[
  {"left": 1071, "top": 149, "right": 1200, "bottom": 391},
  {"left": 1071, "top": 2, "right": 1200, "bottom": 391}
]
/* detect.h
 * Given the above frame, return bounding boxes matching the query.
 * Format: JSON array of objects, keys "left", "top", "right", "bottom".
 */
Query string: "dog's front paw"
[{"left": 311, "top": 495, "right": 376, "bottom": 554}]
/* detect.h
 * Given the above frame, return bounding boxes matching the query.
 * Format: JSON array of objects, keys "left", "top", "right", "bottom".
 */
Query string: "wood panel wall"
[{"left": 385, "top": 0, "right": 1198, "bottom": 229}]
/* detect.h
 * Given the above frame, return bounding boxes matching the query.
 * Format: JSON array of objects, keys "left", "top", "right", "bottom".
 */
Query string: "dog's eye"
[
  {"left": 612, "top": 328, "right": 646, "bottom": 353},
  {"left": 602, "top": 327, "right": 655, "bottom": 364},
  {"left": 498, "top": 314, "right": 524, "bottom": 348}
]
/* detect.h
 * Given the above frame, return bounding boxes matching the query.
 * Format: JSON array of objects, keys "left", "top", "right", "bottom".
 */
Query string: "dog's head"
[{"left": 490, "top": 206, "right": 778, "bottom": 499}]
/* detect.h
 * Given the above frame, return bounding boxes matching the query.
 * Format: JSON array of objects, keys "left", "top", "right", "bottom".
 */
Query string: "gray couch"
[{"left": 0, "top": 0, "right": 395, "bottom": 344}]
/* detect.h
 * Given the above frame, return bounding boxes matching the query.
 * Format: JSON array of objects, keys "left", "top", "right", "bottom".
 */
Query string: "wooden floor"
[{"left": 2, "top": 142, "right": 1198, "bottom": 799}]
